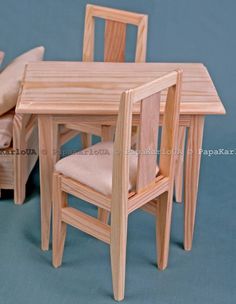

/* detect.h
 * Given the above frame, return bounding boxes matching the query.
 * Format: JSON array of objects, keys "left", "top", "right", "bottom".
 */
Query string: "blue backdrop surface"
[{"left": 0, "top": 1, "right": 235, "bottom": 304}]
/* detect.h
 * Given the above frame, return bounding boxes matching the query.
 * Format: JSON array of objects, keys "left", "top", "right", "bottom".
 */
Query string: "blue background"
[{"left": 0, "top": 1, "right": 235, "bottom": 303}]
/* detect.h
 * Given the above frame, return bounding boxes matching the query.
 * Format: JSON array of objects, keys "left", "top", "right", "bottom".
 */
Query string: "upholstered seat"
[
  {"left": 0, "top": 111, "right": 14, "bottom": 149},
  {"left": 55, "top": 141, "right": 147, "bottom": 196}
]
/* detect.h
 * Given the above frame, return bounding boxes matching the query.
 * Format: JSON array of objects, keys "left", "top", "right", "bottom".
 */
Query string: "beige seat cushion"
[
  {"left": 56, "top": 142, "right": 159, "bottom": 196},
  {"left": 0, "top": 111, "right": 14, "bottom": 149},
  {"left": 56, "top": 142, "right": 143, "bottom": 196},
  {"left": 0, "top": 46, "right": 45, "bottom": 115}
]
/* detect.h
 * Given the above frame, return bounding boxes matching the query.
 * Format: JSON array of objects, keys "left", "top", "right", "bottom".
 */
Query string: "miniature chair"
[
  {"left": 62, "top": 4, "right": 148, "bottom": 141},
  {"left": 63, "top": 4, "right": 148, "bottom": 150},
  {"left": 62, "top": 4, "right": 148, "bottom": 220},
  {"left": 52, "top": 70, "right": 182, "bottom": 301}
]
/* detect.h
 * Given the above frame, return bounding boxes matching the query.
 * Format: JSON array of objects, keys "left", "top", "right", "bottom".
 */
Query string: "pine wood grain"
[
  {"left": 175, "top": 126, "right": 186, "bottom": 203},
  {"left": 52, "top": 173, "right": 67, "bottom": 268},
  {"left": 51, "top": 71, "right": 182, "bottom": 301},
  {"left": 184, "top": 115, "right": 205, "bottom": 251},
  {"left": 0, "top": 112, "right": 38, "bottom": 204},
  {"left": 156, "top": 70, "right": 182, "bottom": 270},
  {"left": 17, "top": 62, "right": 225, "bottom": 115},
  {"left": 16, "top": 61, "right": 225, "bottom": 258},
  {"left": 38, "top": 115, "right": 59, "bottom": 251},
  {"left": 104, "top": 20, "right": 126, "bottom": 62},
  {"left": 83, "top": 4, "right": 147, "bottom": 63},
  {"left": 136, "top": 92, "right": 160, "bottom": 192}
]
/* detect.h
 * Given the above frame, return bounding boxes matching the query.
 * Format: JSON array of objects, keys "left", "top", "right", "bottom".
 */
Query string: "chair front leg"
[
  {"left": 110, "top": 199, "right": 128, "bottom": 301},
  {"left": 52, "top": 173, "right": 68, "bottom": 268},
  {"left": 156, "top": 190, "right": 174, "bottom": 270}
]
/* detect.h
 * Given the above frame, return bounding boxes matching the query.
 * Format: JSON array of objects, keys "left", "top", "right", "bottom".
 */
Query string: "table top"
[{"left": 16, "top": 61, "right": 226, "bottom": 115}]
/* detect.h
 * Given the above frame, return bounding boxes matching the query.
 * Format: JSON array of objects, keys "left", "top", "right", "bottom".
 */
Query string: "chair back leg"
[{"left": 52, "top": 173, "right": 68, "bottom": 268}]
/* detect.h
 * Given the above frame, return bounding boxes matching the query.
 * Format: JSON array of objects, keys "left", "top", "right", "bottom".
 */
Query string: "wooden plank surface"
[
  {"left": 136, "top": 92, "right": 160, "bottom": 192},
  {"left": 16, "top": 62, "right": 225, "bottom": 115},
  {"left": 104, "top": 20, "right": 127, "bottom": 62}
]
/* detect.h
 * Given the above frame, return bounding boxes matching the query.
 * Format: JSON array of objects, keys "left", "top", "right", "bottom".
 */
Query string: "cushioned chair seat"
[
  {"left": 0, "top": 111, "right": 14, "bottom": 149},
  {"left": 55, "top": 142, "right": 141, "bottom": 196}
]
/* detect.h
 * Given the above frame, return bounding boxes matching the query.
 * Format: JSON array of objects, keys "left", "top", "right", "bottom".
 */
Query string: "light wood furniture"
[
  {"left": 0, "top": 51, "right": 39, "bottom": 204},
  {"left": 0, "top": 51, "right": 76, "bottom": 205},
  {"left": 52, "top": 70, "right": 182, "bottom": 301},
  {"left": 16, "top": 61, "right": 225, "bottom": 252},
  {"left": 65, "top": 4, "right": 148, "bottom": 183},
  {"left": 0, "top": 112, "right": 38, "bottom": 204},
  {"left": 65, "top": 4, "right": 148, "bottom": 139},
  {"left": 83, "top": 4, "right": 147, "bottom": 62},
  {"left": 76, "top": 4, "right": 148, "bottom": 221}
]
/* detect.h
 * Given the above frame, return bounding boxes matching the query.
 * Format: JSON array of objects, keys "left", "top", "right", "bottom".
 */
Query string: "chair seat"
[
  {"left": 0, "top": 111, "right": 14, "bottom": 149},
  {"left": 55, "top": 141, "right": 148, "bottom": 196}
]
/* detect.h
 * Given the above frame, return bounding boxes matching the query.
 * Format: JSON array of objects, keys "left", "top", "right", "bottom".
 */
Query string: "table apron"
[{"left": 52, "top": 114, "right": 192, "bottom": 127}]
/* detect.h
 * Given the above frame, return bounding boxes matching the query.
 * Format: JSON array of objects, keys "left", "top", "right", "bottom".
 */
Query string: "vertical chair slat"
[
  {"left": 136, "top": 92, "right": 160, "bottom": 192},
  {"left": 104, "top": 20, "right": 127, "bottom": 62},
  {"left": 159, "top": 74, "right": 182, "bottom": 178}
]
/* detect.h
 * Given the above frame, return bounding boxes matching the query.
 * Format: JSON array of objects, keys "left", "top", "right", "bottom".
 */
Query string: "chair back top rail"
[{"left": 86, "top": 4, "right": 147, "bottom": 25}]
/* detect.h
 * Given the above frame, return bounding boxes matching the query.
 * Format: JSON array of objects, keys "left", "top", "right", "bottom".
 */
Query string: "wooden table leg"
[
  {"left": 38, "top": 115, "right": 59, "bottom": 251},
  {"left": 184, "top": 115, "right": 204, "bottom": 251},
  {"left": 175, "top": 126, "right": 186, "bottom": 203}
]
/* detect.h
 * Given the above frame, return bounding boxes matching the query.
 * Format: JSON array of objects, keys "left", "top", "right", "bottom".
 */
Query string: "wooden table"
[{"left": 16, "top": 62, "right": 225, "bottom": 251}]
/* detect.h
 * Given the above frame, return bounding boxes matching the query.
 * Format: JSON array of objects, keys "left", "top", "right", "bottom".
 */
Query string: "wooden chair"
[
  {"left": 62, "top": 4, "right": 148, "bottom": 220},
  {"left": 63, "top": 4, "right": 148, "bottom": 150},
  {"left": 52, "top": 70, "right": 182, "bottom": 301}
]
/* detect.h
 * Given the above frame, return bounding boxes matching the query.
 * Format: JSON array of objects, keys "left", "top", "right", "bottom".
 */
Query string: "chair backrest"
[
  {"left": 83, "top": 4, "right": 148, "bottom": 62},
  {"left": 0, "top": 51, "right": 5, "bottom": 67},
  {"left": 112, "top": 70, "right": 182, "bottom": 196}
]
